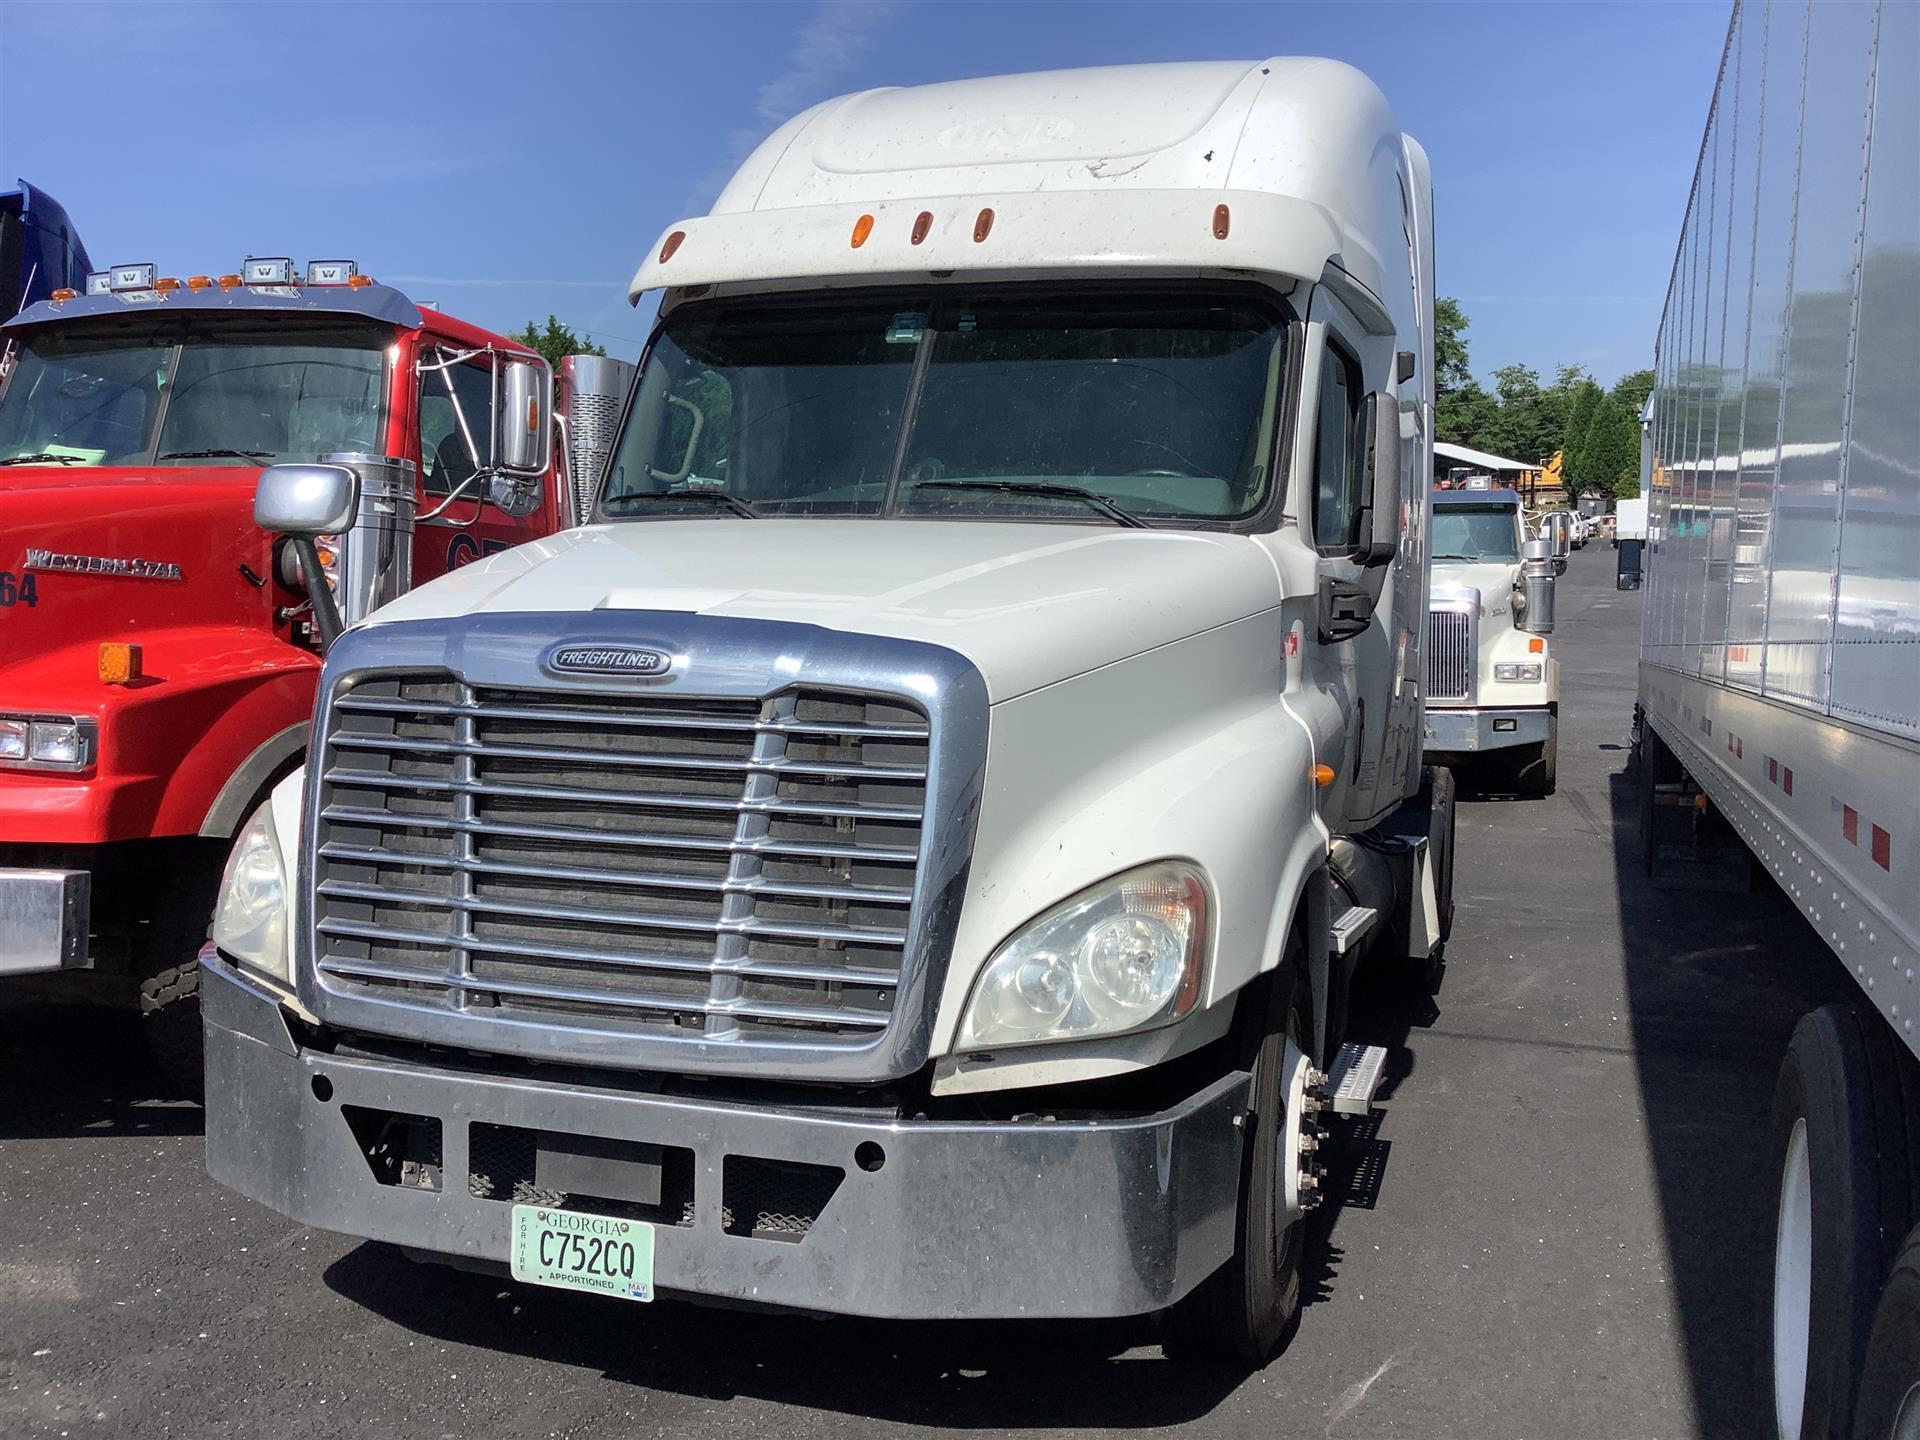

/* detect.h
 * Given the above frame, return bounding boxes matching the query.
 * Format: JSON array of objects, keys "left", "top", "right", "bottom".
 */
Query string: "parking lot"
[{"left": 0, "top": 544, "right": 1853, "bottom": 1440}]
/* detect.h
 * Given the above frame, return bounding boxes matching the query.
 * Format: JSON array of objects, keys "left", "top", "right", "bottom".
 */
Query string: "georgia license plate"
[{"left": 509, "top": 1203, "right": 654, "bottom": 1302}]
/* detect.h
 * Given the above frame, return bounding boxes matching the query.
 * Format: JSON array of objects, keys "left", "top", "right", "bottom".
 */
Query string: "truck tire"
[
  {"left": 1764, "top": 1007, "right": 1920, "bottom": 1440},
  {"left": 1514, "top": 717, "right": 1558, "bottom": 799},
  {"left": 136, "top": 860, "right": 219, "bottom": 1102},
  {"left": 1855, "top": 1224, "right": 1920, "bottom": 1439},
  {"left": 1162, "top": 946, "right": 1310, "bottom": 1366}
]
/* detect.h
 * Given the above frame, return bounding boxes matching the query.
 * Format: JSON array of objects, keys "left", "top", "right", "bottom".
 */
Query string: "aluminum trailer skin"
[{"left": 1634, "top": 2, "right": 1918, "bottom": 1434}]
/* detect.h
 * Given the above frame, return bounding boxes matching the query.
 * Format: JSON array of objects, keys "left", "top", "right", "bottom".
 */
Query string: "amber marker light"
[
  {"left": 973, "top": 207, "right": 995, "bottom": 242},
  {"left": 154, "top": 277, "right": 181, "bottom": 293},
  {"left": 348, "top": 274, "right": 372, "bottom": 288},
  {"left": 1528, "top": 637, "right": 1545, "bottom": 653},
  {"left": 1212, "top": 204, "right": 1231, "bottom": 239},
  {"left": 218, "top": 274, "right": 244, "bottom": 290},
  {"left": 186, "top": 275, "right": 214, "bottom": 290},
  {"left": 50, "top": 287, "right": 77, "bottom": 303},
  {"left": 850, "top": 213, "right": 875, "bottom": 248},
  {"left": 1312, "top": 764, "right": 1336, "bottom": 788},
  {"left": 659, "top": 230, "right": 687, "bottom": 263},
  {"left": 911, "top": 211, "right": 933, "bottom": 245},
  {"left": 99, "top": 643, "right": 142, "bottom": 685}
]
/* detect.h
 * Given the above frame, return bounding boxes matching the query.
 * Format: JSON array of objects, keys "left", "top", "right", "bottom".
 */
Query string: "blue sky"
[{"left": 0, "top": 0, "right": 1729, "bottom": 386}]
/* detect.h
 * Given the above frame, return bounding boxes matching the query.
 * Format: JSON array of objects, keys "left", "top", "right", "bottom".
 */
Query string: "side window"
[
  {"left": 418, "top": 360, "right": 494, "bottom": 496},
  {"left": 1312, "top": 340, "right": 1364, "bottom": 552}
]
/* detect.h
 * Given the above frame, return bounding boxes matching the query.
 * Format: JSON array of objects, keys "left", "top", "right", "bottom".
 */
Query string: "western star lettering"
[{"left": 24, "top": 548, "right": 183, "bottom": 581}]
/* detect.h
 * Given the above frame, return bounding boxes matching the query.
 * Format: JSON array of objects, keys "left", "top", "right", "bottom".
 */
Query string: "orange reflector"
[
  {"left": 659, "top": 230, "right": 686, "bottom": 263},
  {"left": 850, "top": 213, "right": 874, "bottom": 248},
  {"left": 186, "top": 275, "right": 214, "bottom": 290},
  {"left": 1212, "top": 204, "right": 1231, "bottom": 240},
  {"left": 154, "top": 277, "right": 181, "bottom": 293},
  {"left": 526, "top": 398, "right": 539, "bottom": 432},
  {"left": 218, "top": 274, "right": 243, "bottom": 289},
  {"left": 1311, "top": 764, "right": 1336, "bottom": 788},
  {"left": 50, "top": 287, "right": 76, "bottom": 303},
  {"left": 973, "top": 207, "right": 994, "bottom": 243},
  {"left": 98, "top": 643, "right": 142, "bottom": 685},
  {"left": 911, "top": 211, "right": 933, "bottom": 245},
  {"left": 1528, "top": 636, "right": 1545, "bottom": 653},
  {"left": 347, "top": 273, "right": 372, "bottom": 288}
]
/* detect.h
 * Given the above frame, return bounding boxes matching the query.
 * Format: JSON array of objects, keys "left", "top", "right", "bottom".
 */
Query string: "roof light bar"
[{"left": 243, "top": 257, "right": 295, "bottom": 286}]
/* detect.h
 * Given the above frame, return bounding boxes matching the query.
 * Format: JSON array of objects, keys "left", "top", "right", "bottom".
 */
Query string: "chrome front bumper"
[
  {"left": 202, "top": 957, "right": 1249, "bottom": 1320},
  {"left": 0, "top": 869, "right": 90, "bottom": 976},
  {"left": 1422, "top": 704, "right": 1552, "bottom": 755}
]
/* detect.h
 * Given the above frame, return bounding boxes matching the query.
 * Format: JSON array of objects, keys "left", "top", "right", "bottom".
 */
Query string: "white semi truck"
[
  {"left": 1633, "top": 1, "right": 1917, "bottom": 1433},
  {"left": 1423, "top": 483, "right": 1561, "bottom": 795},
  {"left": 199, "top": 57, "right": 1451, "bottom": 1363}
]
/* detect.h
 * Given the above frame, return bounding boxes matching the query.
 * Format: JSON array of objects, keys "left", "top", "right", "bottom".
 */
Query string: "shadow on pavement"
[
  {"left": 1606, "top": 747, "right": 1853, "bottom": 1438},
  {"left": 323, "top": 1241, "right": 1245, "bottom": 1428},
  {"left": 0, "top": 977, "right": 201, "bottom": 1140}
]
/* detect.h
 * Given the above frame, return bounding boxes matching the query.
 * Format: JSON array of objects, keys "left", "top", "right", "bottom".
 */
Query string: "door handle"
[{"left": 1318, "top": 577, "right": 1374, "bottom": 644}]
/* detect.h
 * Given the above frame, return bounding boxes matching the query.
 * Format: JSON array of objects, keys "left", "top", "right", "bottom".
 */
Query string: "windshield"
[
  {"left": 0, "top": 321, "right": 388, "bottom": 467},
  {"left": 600, "top": 288, "right": 1290, "bottom": 526},
  {"left": 1432, "top": 506, "right": 1522, "bottom": 562}
]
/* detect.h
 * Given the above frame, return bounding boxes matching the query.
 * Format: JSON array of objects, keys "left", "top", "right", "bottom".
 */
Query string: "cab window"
[
  {"left": 418, "top": 359, "right": 494, "bottom": 495},
  {"left": 1312, "top": 340, "right": 1364, "bottom": 552}
]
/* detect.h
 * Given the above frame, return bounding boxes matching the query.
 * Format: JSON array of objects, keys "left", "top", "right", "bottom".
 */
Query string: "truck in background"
[
  {"left": 1632, "top": 1, "right": 1917, "bottom": 1432},
  {"left": 1423, "top": 484, "right": 1561, "bottom": 795},
  {"left": 0, "top": 258, "right": 626, "bottom": 1087},
  {"left": 0, "top": 181, "right": 90, "bottom": 323},
  {"left": 200, "top": 57, "right": 1452, "bottom": 1363}
]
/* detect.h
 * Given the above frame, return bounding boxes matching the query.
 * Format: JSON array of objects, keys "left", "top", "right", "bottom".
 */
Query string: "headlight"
[
  {"left": 958, "top": 861, "right": 1208, "bottom": 1050},
  {"left": 212, "top": 799, "right": 290, "bottom": 982},
  {"left": 0, "top": 713, "right": 97, "bottom": 770},
  {"left": 1494, "top": 663, "right": 1543, "bottom": 682}
]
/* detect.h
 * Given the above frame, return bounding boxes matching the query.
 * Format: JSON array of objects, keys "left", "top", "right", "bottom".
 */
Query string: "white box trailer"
[{"left": 1632, "top": 1, "right": 1918, "bottom": 1432}]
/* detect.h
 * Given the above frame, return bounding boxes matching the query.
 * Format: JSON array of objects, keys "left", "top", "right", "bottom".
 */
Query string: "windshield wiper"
[
  {"left": 158, "top": 448, "right": 273, "bottom": 461},
  {"left": 605, "top": 489, "right": 761, "bottom": 518},
  {"left": 908, "top": 479, "right": 1149, "bottom": 529},
  {"left": 0, "top": 452, "right": 86, "bottom": 466}
]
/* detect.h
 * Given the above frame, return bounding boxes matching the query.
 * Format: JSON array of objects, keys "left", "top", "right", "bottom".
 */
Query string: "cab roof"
[
  {"left": 1433, "top": 486, "right": 1520, "bottom": 507},
  {"left": 3, "top": 280, "right": 423, "bottom": 332}
]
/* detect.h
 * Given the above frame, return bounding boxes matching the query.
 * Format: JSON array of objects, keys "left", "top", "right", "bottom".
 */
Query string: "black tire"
[
  {"left": 136, "top": 864, "right": 217, "bottom": 1102},
  {"left": 1514, "top": 717, "right": 1558, "bottom": 799},
  {"left": 1856, "top": 1224, "right": 1920, "bottom": 1439},
  {"left": 1162, "top": 945, "right": 1310, "bottom": 1366},
  {"left": 1764, "top": 1007, "right": 1920, "bottom": 1440}
]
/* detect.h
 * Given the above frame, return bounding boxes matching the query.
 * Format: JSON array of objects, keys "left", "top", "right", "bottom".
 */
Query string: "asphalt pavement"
[{"left": 0, "top": 543, "right": 1854, "bottom": 1439}]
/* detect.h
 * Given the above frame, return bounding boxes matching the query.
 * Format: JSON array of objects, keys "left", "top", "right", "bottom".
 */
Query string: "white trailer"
[
  {"left": 1633, "top": 2, "right": 1918, "bottom": 1432},
  {"left": 203, "top": 58, "right": 1450, "bottom": 1364}
]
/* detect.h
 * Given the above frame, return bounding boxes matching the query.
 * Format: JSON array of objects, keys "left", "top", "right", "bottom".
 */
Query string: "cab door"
[
  {"left": 1300, "top": 294, "right": 1413, "bottom": 828},
  {"left": 410, "top": 345, "right": 557, "bottom": 582}
]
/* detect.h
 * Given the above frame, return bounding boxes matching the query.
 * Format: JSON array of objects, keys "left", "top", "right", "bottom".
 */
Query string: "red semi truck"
[{"left": 0, "top": 256, "right": 613, "bottom": 1086}]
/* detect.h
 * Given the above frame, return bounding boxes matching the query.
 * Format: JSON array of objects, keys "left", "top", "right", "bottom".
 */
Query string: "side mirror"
[
  {"left": 254, "top": 463, "right": 357, "bottom": 535},
  {"left": 1358, "top": 390, "right": 1400, "bottom": 567},
  {"left": 1616, "top": 538, "right": 1644, "bottom": 590},
  {"left": 495, "top": 357, "right": 553, "bottom": 479},
  {"left": 254, "top": 463, "right": 357, "bottom": 650}
]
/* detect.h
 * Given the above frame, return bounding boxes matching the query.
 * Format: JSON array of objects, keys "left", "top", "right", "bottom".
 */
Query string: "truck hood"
[
  {"left": 368, "top": 519, "right": 1283, "bottom": 702},
  {"left": 0, "top": 465, "right": 276, "bottom": 673},
  {"left": 1431, "top": 560, "right": 1520, "bottom": 613}
]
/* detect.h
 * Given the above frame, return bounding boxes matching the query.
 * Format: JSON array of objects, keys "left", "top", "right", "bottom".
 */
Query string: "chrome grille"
[
  {"left": 311, "top": 675, "right": 927, "bottom": 1047},
  {"left": 1426, "top": 608, "right": 1474, "bottom": 701}
]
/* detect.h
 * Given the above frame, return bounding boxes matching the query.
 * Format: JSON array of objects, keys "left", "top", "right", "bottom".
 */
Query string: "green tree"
[
  {"left": 1610, "top": 367, "right": 1655, "bottom": 414},
  {"left": 1434, "top": 296, "right": 1472, "bottom": 397},
  {"left": 1580, "top": 393, "right": 1640, "bottom": 498},
  {"left": 514, "top": 315, "right": 607, "bottom": 370},
  {"left": 1560, "top": 377, "right": 1605, "bottom": 494}
]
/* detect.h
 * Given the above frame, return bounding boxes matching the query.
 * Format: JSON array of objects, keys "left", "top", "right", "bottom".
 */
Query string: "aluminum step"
[
  {"left": 1329, "top": 903, "right": 1378, "bottom": 957},
  {"left": 1325, "top": 1042, "right": 1389, "bottom": 1116}
]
